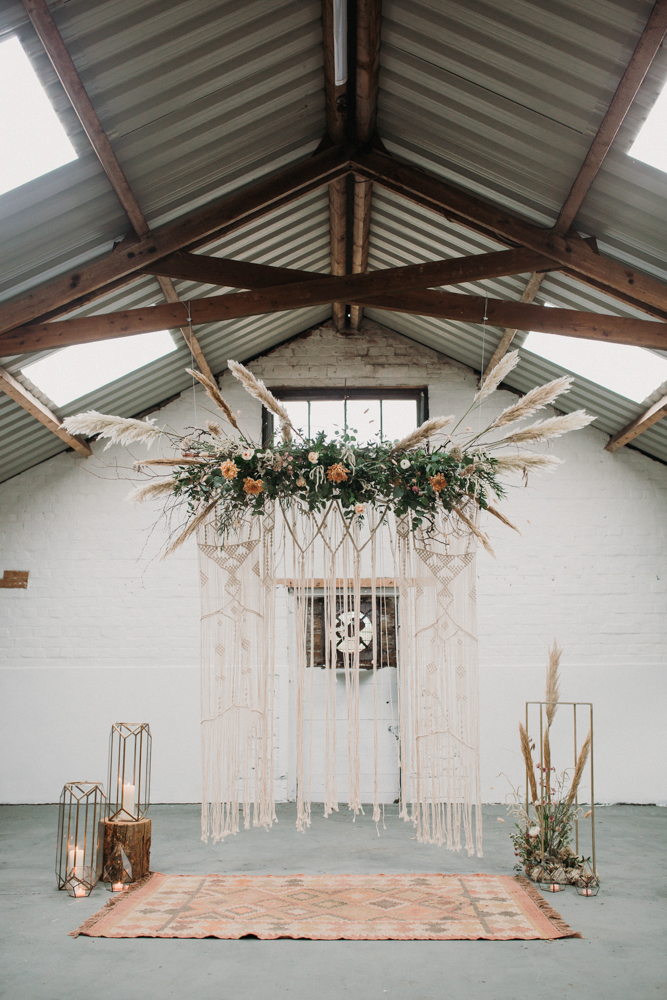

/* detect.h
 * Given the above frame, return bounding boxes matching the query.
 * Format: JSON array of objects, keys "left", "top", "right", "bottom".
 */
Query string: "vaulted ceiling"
[{"left": 1, "top": 0, "right": 667, "bottom": 483}]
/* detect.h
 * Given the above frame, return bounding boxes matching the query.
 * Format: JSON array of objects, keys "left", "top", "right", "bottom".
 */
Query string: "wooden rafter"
[
  {"left": 481, "top": 272, "right": 546, "bottom": 379},
  {"left": 555, "top": 0, "right": 667, "bottom": 235},
  {"left": 349, "top": 0, "right": 382, "bottom": 330},
  {"left": 22, "top": 0, "right": 215, "bottom": 380},
  {"left": 322, "top": 0, "right": 348, "bottom": 330},
  {"left": 605, "top": 394, "right": 667, "bottom": 452},
  {"left": 0, "top": 366, "right": 91, "bottom": 457},
  {"left": 351, "top": 150, "right": 667, "bottom": 320},
  {"left": 0, "top": 145, "right": 349, "bottom": 337}
]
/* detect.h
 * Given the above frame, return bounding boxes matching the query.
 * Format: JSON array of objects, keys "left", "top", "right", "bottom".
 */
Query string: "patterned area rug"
[{"left": 71, "top": 873, "right": 580, "bottom": 940}]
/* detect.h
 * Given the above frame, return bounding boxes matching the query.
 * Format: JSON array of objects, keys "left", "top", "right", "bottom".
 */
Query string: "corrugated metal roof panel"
[{"left": 0, "top": 0, "right": 325, "bottom": 303}]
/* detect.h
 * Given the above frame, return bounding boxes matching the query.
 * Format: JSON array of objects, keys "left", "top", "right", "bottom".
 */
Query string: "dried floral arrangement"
[
  {"left": 62, "top": 350, "right": 594, "bottom": 554},
  {"left": 507, "top": 642, "right": 598, "bottom": 888}
]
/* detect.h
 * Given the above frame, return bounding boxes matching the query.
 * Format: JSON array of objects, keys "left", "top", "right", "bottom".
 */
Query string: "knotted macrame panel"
[
  {"left": 198, "top": 506, "right": 276, "bottom": 842},
  {"left": 198, "top": 502, "right": 482, "bottom": 857},
  {"left": 395, "top": 518, "right": 482, "bottom": 856}
]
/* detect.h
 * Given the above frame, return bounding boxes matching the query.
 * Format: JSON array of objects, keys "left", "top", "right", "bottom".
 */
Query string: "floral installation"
[
  {"left": 61, "top": 351, "right": 594, "bottom": 554},
  {"left": 505, "top": 642, "right": 598, "bottom": 889}
]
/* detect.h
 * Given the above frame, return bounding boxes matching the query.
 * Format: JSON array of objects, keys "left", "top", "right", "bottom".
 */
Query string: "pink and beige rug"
[{"left": 71, "top": 872, "right": 580, "bottom": 941}]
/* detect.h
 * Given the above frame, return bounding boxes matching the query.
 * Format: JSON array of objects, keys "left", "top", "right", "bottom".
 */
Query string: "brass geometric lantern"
[
  {"left": 55, "top": 781, "right": 106, "bottom": 895},
  {"left": 107, "top": 723, "right": 151, "bottom": 822}
]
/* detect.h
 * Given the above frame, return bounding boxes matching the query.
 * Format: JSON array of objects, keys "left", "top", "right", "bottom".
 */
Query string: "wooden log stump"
[{"left": 102, "top": 818, "right": 151, "bottom": 881}]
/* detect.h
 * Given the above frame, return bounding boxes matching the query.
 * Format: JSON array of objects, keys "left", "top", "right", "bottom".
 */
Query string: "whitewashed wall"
[{"left": 1, "top": 322, "right": 665, "bottom": 808}]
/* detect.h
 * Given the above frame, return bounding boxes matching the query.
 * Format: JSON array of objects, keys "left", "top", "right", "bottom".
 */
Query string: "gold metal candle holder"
[
  {"left": 55, "top": 782, "right": 106, "bottom": 894},
  {"left": 107, "top": 723, "right": 151, "bottom": 822},
  {"left": 525, "top": 701, "right": 597, "bottom": 885}
]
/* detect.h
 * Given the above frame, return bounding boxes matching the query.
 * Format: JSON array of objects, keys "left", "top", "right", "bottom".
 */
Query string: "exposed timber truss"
[{"left": 2, "top": 0, "right": 667, "bottom": 456}]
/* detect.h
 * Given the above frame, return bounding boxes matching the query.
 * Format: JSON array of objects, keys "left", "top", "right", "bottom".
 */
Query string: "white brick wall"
[{"left": 1, "top": 321, "right": 665, "bottom": 806}]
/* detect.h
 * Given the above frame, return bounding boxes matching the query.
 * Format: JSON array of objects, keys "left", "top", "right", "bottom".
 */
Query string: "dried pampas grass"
[
  {"left": 133, "top": 457, "right": 206, "bottom": 469},
  {"left": 227, "top": 360, "right": 293, "bottom": 443},
  {"left": 489, "top": 376, "right": 573, "bottom": 429},
  {"left": 491, "top": 410, "right": 595, "bottom": 447},
  {"left": 486, "top": 504, "right": 521, "bottom": 534},
  {"left": 452, "top": 504, "right": 495, "bottom": 556},
  {"left": 205, "top": 420, "right": 224, "bottom": 438},
  {"left": 492, "top": 452, "right": 563, "bottom": 473},
  {"left": 126, "top": 478, "right": 177, "bottom": 503},
  {"left": 519, "top": 722, "right": 538, "bottom": 804},
  {"left": 162, "top": 498, "right": 219, "bottom": 558},
  {"left": 186, "top": 369, "right": 238, "bottom": 429},
  {"left": 61, "top": 411, "right": 163, "bottom": 450},
  {"left": 474, "top": 350, "right": 520, "bottom": 402},
  {"left": 390, "top": 415, "right": 454, "bottom": 454},
  {"left": 545, "top": 640, "right": 562, "bottom": 727},
  {"left": 566, "top": 730, "right": 592, "bottom": 808}
]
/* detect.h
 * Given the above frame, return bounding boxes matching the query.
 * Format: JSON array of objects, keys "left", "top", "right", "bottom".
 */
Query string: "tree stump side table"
[{"left": 102, "top": 818, "right": 151, "bottom": 881}]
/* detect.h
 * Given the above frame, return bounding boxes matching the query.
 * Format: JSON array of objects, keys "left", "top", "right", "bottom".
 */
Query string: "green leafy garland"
[{"left": 169, "top": 428, "right": 504, "bottom": 536}]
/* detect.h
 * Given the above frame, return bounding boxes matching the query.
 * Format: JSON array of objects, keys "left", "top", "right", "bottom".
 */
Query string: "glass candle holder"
[
  {"left": 65, "top": 866, "right": 95, "bottom": 897},
  {"left": 103, "top": 843, "right": 133, "bottom": 892},
  {"left": 55, "top": 782, "right": 106, "bottom": 891},
  {"left": 107, "top": 723, "right": 151, "bottom": 822},
  {"left": 576, "top": 874, "right": 600, "bottom": 897}
]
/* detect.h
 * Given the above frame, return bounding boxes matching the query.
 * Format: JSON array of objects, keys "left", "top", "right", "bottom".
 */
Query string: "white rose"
[
  {"left": 308, "top": 451, "right": 319, "bottom": 463},
  {"left": 528, "top": 826, "right": 540, "bottom": 837},
  {"left": 242, "top": 449, "right": 254, "bottom": 460},
  {"left": 400, "top": 458, "right": 410, "bottom": 469}
]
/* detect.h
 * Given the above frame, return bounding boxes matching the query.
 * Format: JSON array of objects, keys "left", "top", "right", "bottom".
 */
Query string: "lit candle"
[
  {"left": 581, "top": 887, "right": 594, "bottom": 896},
  {"left": 121, "top": 782, "right": 135, "bottom": 818},
  {"left": 67, "top": 846, "right": 85, "bottom": 874},
  {"left": 74, "top": 885, "right": 88, "bottom": 898},
  {"left": 548, "top": 883, "right": 563, "bottom": 892},
  {"left": 111, "top": 882, "right": 126, "bottom": 892}
]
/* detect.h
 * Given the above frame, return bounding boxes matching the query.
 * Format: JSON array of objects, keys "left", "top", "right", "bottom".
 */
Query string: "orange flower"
[
  {"left": 326, "top": 462, "right": 349, "bottom": 484},
  {"left": 220, "top": 460, "right": 239, "bottom": 479},
  {"left": 243, "top": 477, "right": 264, "bottom": 495},
  {"left": 429, "top": 473, "right": 448, "bottom": 493}
]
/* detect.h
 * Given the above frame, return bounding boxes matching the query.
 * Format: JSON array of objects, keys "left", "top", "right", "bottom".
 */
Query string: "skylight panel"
[
  {"left": 628, "top": 78, "right": 667, "bottom": 172},
  {"left": 522, "top": 330, "right": 667, "bottom": 404},
  {"left": 21, "top": 331, "right": 178, "bottom": 407},
  {"left": 0, "top": 36, "right": 77, "bottom": 197}
]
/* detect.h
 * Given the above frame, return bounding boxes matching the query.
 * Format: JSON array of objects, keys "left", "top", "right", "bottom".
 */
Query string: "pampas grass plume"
[
  {"left": 390, "top": 415, "right": 454, "bottom": 454},
  {"left": 566, "top": 730, "right": 592, "bottom": 808},
  {"left": 490, "top": 376, "right": 573, "bottom": 429},
  {"left": 186, "top": 369, "right": 238, "bottom": 429},
  {"left": 519, "top": 722, "right": 538, "bottom": 804},
  {"left": 545, "top": 640, "right": 562, "bottom": 727},
  {"left": 126, "top": 478, "right": 177, "bottom": 503},
  {"left": 492, "top": 410, "right": 594, "bottom": 446},
  {"left": 493, "top": 452, "right": 562, "bottom": 472},
  {"left": 227, "top": 360, "right": 293, "bottom": 442},
  {"left": 474, "top": 349, "right": 520, "bottom": 402},
  {"left": 61, "top": 411, "right": 163, "bottom": 450}
]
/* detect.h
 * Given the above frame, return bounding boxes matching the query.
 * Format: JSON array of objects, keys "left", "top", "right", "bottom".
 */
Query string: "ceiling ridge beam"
[
  {"left": 555, "top": 0, "right": 667, "bottom": 236},
  {"left": 322, "top": 1, "right": 349, "bottom": 330},
  {"left": 349, "top": 0, "right": 382, "bottom": 330},
  {"left": 605, "top": 393, "right": 667, "bottom": 452},
  {"left": 0, "top": 366, "right": 91, "bottom": 457}
]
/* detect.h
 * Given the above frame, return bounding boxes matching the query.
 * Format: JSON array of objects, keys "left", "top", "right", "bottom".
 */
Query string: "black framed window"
[{"left": 262, "top": 387, "right": 427, "bottom": 447}]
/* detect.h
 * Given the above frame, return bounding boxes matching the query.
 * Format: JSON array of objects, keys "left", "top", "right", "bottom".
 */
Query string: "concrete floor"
[{"left": 0, "top": 804, "right": 665, "bottom": 1000}]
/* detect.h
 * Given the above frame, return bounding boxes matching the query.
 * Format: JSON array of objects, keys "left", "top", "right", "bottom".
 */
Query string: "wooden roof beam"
[
  {"left": 0, "top": 146, "right": 350, "bottom": 337},
  {"left": 351, "top": 150, "right": 667, "bottom": 320},
  {"left": 481, "top": 272, "right": 546, "bottom": 379},
  {"left": 0, "top": 366, "right": 91, "bottom": 457},
  {"left": 7, "top": 288, "right": 667, "bottom": 356},
  {"left": 322, "top": 1, "right": 349, "bottom": 330},
  {"left": 555, "top": 0, "right": 667, "bottom": 236},
  {"left": 605, "top": 393, "right": 667, "bottom": 451},
  {"left": 349, "top": 0, "right": 381, "bottom": 330},
  {"left": 21, "top": 0, "right": 216, "bottom": 379}
]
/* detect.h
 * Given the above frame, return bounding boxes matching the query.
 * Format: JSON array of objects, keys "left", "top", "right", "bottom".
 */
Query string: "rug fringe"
[
  {"left": 515, "top": 875, "right": 583, "bottom": 939},
  {"left": 69, "top": 872, "right": 157, "bottom": 938}
]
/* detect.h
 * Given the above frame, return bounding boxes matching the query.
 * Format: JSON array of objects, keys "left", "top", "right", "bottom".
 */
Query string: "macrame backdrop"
[{"left": 198, "top": 502, "right": 482, "bottom": 856}]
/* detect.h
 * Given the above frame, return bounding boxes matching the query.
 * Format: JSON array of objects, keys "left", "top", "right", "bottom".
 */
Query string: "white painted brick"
[{"left": 1, "top": 322, "right": 665, "bottom": 806}]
